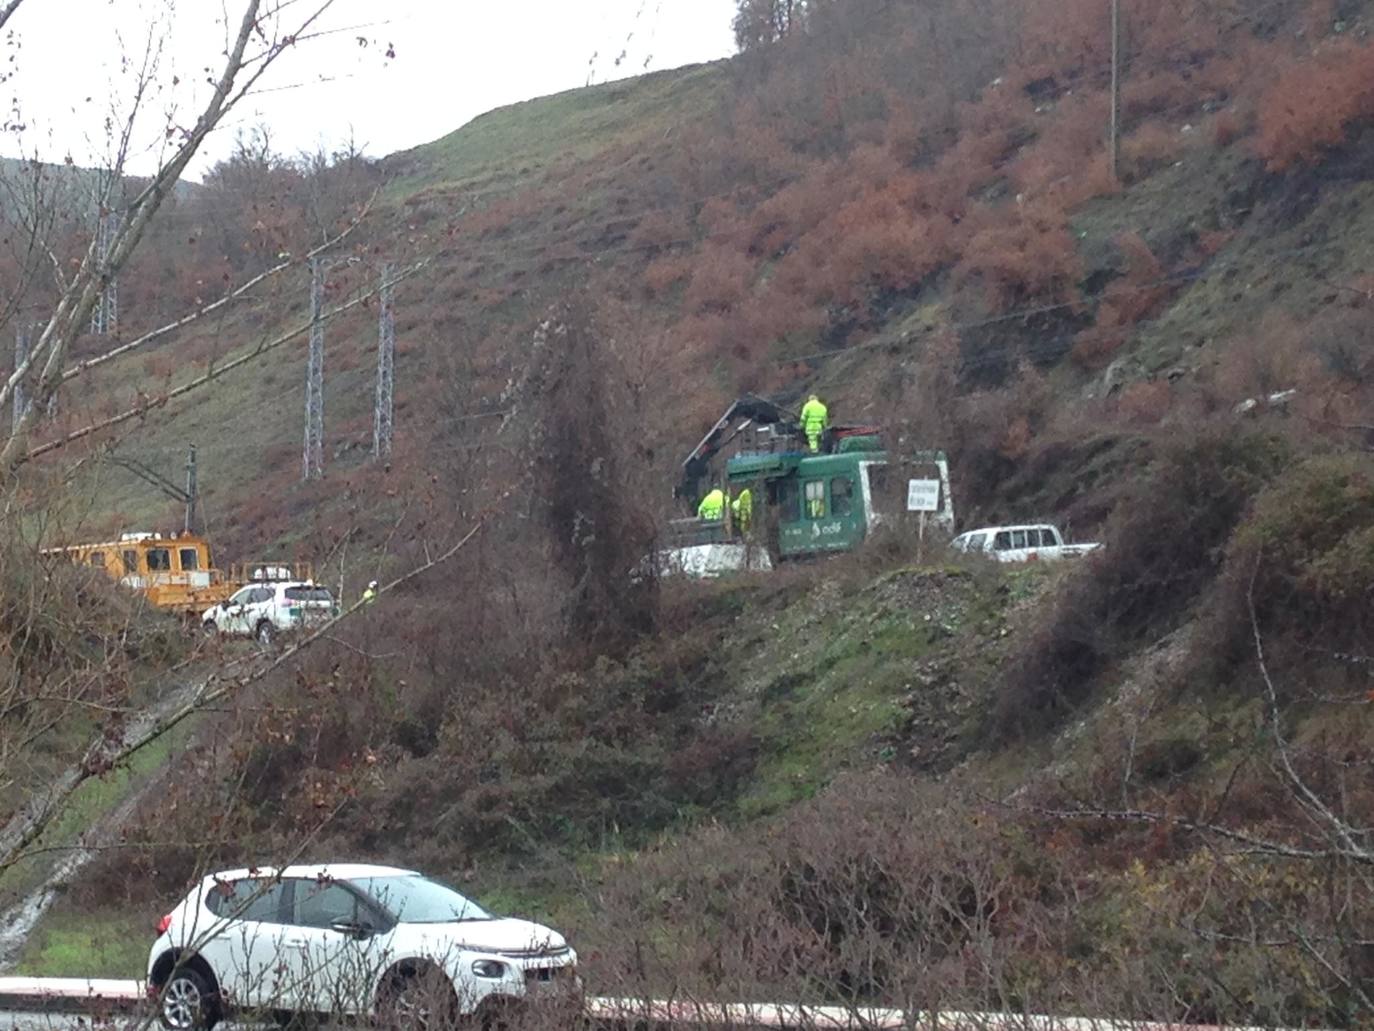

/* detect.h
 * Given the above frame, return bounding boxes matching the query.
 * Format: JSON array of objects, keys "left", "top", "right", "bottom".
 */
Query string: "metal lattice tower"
[
  {"left": 373, "top": 264, "right": 395, "bottom": 460},
  {"left": 303, "top": 257, "right": 325, "bottom": 481},
  {"left": 90, "top": 211, "right": 118, "bottom": 336},
  {"left": 12, "top": 324, "right": 29, "bottom": 433}
]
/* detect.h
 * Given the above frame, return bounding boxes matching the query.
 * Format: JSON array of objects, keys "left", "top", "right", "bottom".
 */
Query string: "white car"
[
  {"left": 951, "top": 524, "right": 1102, "bottom": 563},
  {"left": 146, "top": 863, "right": 580, "bottom": 1030},
  {"left": 202, "top": 580, "right": 336, "bottom": 645}
]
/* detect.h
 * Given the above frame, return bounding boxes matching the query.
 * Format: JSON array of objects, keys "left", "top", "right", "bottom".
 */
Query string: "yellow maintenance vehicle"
[
  {"left": 44, "top": 531, "right": 314, "bottom": 619},
  {"left": 42, "top": 445, "right": 314, "bottom": 620}
]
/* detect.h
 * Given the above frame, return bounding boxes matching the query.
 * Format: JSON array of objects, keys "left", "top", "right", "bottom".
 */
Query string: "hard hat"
[
  {"left": 368, "top": 580, "right": 379, "bottom": 590},
  {"left": 809, "top": 393, "right": 819, "bottom": 401}
]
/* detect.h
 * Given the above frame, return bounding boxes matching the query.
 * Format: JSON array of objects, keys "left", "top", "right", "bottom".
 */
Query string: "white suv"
[
  {"left": 202, "top": 580, "right": 336, "bottom": 645},
  {"left": 146, "top": 863, "right": 580, "bottom": 1030}
]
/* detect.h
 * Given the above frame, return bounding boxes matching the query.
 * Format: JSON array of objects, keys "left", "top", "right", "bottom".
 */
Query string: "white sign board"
[{"left": 906, "top": 479, "right": 941, "bottom": 513}]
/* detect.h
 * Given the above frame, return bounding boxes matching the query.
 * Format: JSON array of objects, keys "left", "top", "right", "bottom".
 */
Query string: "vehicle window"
[
  {"left": 969, "top": 533, "right": 988, "bottom": 551},
  {"left": 866, "top": 465, "right": 891, "bottom": 513},
  {"left": 122, "top": 550, "right": 139, "bottom": 574},
  {"left": 773, "top": 479, "right": 799, "bottom": 521},
  {"left": 88, "top": 552, "right": 105, "bottom": 567},
  {"left": 804, "top": 481, "right": 826, "bottom": 519},
  {"left": 1041, "top": 528, "right": 1059, "bottom": 546},
  {"left": 349, "top": 875, "right": 491, "bottom": 925},
  {"left": 1011, "top": 530, "right": 1028, "bottom": 549},
  {"left": 251, "top": 587, "right": 274, "bottom": 604},
  {"left": 292, "top": 880, "right": 360, "bottom": 929},
  {"left": 284, "top": 586, "right": 333, "bottom": 602},
  {"left": 994, "top": 532, "right": 1012, "bottom": 551},
  {"left": 147, "top": 548, "right": 171, "bottom": 571},
  {"left": 230, "top": 588, "right": 254, "bottom": 605},
  {"left": 830, "top": 478, "right": 854, "bottom": 517},
  {"left": 179, "top": 548, "right": 199, "bottom": 571},
  {"left": 207, "top": 878, "right": 288, "bottom": 924}
]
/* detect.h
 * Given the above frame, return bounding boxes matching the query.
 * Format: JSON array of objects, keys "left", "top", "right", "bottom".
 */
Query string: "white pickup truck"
[{"left": 951, "top": 524, "right": 1101, "bottom": 563}]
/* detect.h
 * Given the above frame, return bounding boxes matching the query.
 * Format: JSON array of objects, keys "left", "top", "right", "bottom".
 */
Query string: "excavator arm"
[{"left": 676, "top": 394, "right": 800, "bottom": 502}]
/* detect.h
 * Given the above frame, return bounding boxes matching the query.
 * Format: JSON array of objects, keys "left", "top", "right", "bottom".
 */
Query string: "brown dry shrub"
[
  {"left": 630, "top": 208, "right": 692, "bottom": 253},
  {"left": 588, "top": 773, "right": 1070, "bottom": 1007},
  {"left": 684, "top": 244, "right": 757, "bottom": 314},
  {"left": 643, "top": 254, "right": 693, "bottom": 296},
  {"left": 1115, "top": 380, "right": 1173, "bottom": 425},
  {"left": 1212, "top": 107, "right": 1246, "bottom": 147},
  {"left": 1011, "top": 92, "right": 1115, "bottom": 199},
  {"left": 953, "top": 200, "right": 1083, "bottom": 311},
  {"left": 1255, "top": 39, "right": 1374, "bottom": 172},
  {"left": 1071, "top": 232, "right": 1171, "bottom": 369},
  {"left": 1121, "top": 119, "right": 1186, "bottom": 178},
  {"left": 747, "top": 165, "right": 846, "bottom": 255},
  {"left": 1210, "top": 311, "right": 1329, "bottom": 404},
  {"left": 1017, "top": 0, "right": 1110, "bottom": 81}
]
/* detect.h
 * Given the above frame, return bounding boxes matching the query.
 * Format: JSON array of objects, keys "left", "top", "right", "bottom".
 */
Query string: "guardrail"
[{"left": 0, "top": 977, "right": 1301, "bottom": 1030}]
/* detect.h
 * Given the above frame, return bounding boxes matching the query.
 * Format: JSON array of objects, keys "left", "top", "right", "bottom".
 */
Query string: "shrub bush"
[
  {"left": 1255, "top": 39, "right": 1374, "bottom": 172},
  {"left": 989, "top": 432, "right": 1287, "bottom": 740}
]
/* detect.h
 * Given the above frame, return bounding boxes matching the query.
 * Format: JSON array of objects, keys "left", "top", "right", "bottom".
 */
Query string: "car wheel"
[
  {"left": 202, "top": 619, "right": 218, "bottom": 636},
  {"left": 255, "top": 620, "right": 275, "bottom": 647},
  {"left": 376, "top": 967, "right": 459, "bottom": 1031},
  {"left": 159, "top": 968, "right": 219, "bottom": 1031}
]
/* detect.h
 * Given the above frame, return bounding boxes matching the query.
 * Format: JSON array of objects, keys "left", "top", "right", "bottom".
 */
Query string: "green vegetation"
[{"left": 12, "top": 909, "right": 149, "bottom": 979}]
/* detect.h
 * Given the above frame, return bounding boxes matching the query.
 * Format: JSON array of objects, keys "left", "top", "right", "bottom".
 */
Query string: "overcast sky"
[{"left": 2, "top": 0, "right": 737, "bottom": 179}]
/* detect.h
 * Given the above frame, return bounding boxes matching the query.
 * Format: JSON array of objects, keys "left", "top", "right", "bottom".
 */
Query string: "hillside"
[
  {"left": 39, "top": 0, "right": 1374, "bottom": 554},
  {"left": 6, "top": 0, "right": 1374, "bottom": 1025}
]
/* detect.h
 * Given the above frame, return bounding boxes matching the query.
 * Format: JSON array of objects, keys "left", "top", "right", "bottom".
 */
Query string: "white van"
[{"left": 951, "top": 524, "right": 1101, "bottom": 563}]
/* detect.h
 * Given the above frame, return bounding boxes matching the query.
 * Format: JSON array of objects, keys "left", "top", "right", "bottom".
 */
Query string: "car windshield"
[{"left": 348, "top": 875, "right": 493, "bottom": 924}]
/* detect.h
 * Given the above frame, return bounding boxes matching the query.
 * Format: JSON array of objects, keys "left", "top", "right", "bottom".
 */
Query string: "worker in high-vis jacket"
[
  {"left": 800, "top": 394, "right": 829, "bottom": 453},
  {"left": 698, "top": 487, "right": 726, "bottom": 521},
  {"left": 731, "top": 487, "right": 754, "bottom": 534}
]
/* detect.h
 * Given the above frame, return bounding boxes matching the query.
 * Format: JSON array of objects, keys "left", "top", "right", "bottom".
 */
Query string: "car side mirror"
[{"left": 331, "top": 920, "right": 373, "bottom": 941}]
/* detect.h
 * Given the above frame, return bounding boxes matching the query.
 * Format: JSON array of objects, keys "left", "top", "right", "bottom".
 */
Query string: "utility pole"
[
  {"left": 12, "top": 324, "right": 29, "bottom": 433},
  {"left": 184, "top": 444, "right": 198, "bottom": 534},
  {"left": 1109, "top": 0, "right": 1122, "bottom": 181},
  {"left": 90, "top": 210, "right": 118, "bottom": 336},
  {"left": 303, "top": 257, "right": 325, "bottom": 481},
  {"left": 373, "top": 263, "right": 395, "bottom": 461}
]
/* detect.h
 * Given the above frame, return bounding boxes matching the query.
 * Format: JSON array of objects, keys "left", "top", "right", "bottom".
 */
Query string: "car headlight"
[{"left": 471, "top": 959, "right": 507, "bottom": 979}]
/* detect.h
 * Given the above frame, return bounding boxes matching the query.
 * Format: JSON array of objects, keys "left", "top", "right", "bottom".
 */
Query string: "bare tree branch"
[{"left": 0, "top": 0, "right": 27, "bottom": 34}]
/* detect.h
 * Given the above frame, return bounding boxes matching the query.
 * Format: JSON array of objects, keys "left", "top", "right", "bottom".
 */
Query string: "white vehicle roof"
[
  {"left": 231, "top": 580, "right": 324, "bottom": 592},
  {"left": 206, "top": 862, "right": 416, "bottom": 882},
  {"left": 957, "top": 524, "right": 1057, "bottom": 536}
]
